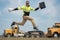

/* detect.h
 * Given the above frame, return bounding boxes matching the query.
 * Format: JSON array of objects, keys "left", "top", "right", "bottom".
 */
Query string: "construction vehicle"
[
  {"left": 24, "top": 31, "right": 44, "bottom": 38},
  {"left": 46, "top": 23, "right": 60, "bottom": 37},
  {"left": 3, "top": 25, "right": 25, "bottom": 37}
]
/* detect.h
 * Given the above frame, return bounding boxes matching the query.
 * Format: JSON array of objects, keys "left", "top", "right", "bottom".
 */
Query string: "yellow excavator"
[
  {"left": 46, "top": 23, "right": 60, "bottom": 37},
  {"left": 3, "top": 25, "right": 24, "bottom": 37}
]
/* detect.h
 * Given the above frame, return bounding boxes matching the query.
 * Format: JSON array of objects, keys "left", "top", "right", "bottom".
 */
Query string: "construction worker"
[{"left": 9, "top": 1, "right": 39, "bottom": 30}]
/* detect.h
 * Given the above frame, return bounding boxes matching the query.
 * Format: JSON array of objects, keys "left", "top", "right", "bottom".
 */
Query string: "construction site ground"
[{"left": 0, "top": 37, "right": 60, "bottom": 40}]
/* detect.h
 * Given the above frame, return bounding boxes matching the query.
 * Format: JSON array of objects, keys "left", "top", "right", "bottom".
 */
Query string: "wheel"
[
  {"left": 29, "top": 34, "right": 31, "bottom": 38},
  {"left": 7, "top": 34, "right": 11, "bottom": 37},
  {"left": 31, "top": 35, "right": 34, "bottom": 38},
  {"left": 34, "top": 35, "right": 37, "bottom": 38},
  {"left": 7, "top": 34, "right": 12, "bottom": 37},
  {"left": 31, "top": 35, "right": 37, "bottom": 38},
  {"left": 39, "top": 31, "right": 44, "bottom": 37},
  {"left": 4, "top": 34, "right": 7, "bottom": 37},
  {"left": 5, "top": 33, "right": 12, "bottom": 37},
  {"left": 53, "top": 33, "right": 59, "bottom": 38},
  {"left": 36, "top": 35, "right": 40, "bottom": 38},
  {"left": 25, "top": 34, "right": 30, "bottom": 38}
]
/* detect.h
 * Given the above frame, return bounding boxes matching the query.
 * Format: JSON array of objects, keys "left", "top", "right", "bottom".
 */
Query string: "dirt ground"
[{"left": 0, "top": 37, "right": 60, "bottom": 40}]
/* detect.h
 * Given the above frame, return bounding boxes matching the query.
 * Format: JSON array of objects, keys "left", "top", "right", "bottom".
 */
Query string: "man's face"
[{"left": 26, "top": 1, "right": 30, "bottom": 6}]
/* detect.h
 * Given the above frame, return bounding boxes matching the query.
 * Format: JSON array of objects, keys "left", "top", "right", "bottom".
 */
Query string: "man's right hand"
[{"left": 8, "top": 8, "right": 14, "bottom": 12}]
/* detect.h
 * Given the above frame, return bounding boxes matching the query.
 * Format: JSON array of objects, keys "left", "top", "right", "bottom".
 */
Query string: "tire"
[
  {"left": 3, "top": 33, "right": 7, "bottom": 37},
  {"left": 24, "top": 34, "right": 29, "bottom": 38},
  {"left": 6, "top": 33, "right": 12, "bottom": 37},
  {"left": 53, "top": 33, "right": 59, "bottom": 38},
  {"left": 12, "top": 34, "right": 14, "bottom": 37},
  {"left": 31, "top": 35, "right": 34, "bottom": 38},
  {"left": 4, "top": 34, "right": 7, "bottom": 37},
  {"left": 58, "top": 34, "right": 60, "bottom": 37},
  {"left": 24, "top": 32, "right": 30, "bottom": 38},
  {"left": 29, "top": 34, "right": 31, "bottom": 38},
  {"left": 7, "top": 34, "right": 11, "bottom": 37},
  {"left": 39, "top": 31, "right": 44, "bottom": 37}
]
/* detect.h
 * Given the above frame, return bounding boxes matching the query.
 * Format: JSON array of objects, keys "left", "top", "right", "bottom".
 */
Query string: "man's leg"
[
  {"left": 11, "top": 18, "right": 27, "bottom": 26},
  {"left": 24, "top": 16, "right": 38, "bottom": 30},
  {"left": 16, "top": 19, "right": 27, "bottom": 26}
]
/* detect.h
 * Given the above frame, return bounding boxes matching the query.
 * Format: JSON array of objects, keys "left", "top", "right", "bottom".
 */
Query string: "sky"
[{"left": 0, "top": 0, "right": 60, "bottom": 35}]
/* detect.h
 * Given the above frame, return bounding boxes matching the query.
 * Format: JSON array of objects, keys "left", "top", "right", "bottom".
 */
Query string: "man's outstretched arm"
[
  {"left": 12, "top": 8, "right": 18, "bottom": 11},
  {"left": 8, "top": 8, "right": 19, "bottom": 12},
  {"left": 35, "top": 7, "right": 39, "bottom": 11},
  {"left": 8, "top": 6, "right": 23, "bottom": 12},
  {"left": 31, "top": 7, "right": 39, "bottom": 11}
]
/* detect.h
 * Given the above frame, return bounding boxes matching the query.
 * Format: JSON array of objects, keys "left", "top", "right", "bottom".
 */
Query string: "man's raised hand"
[{"left": 8, "top": 8, "right": 14, "bottom": 12}]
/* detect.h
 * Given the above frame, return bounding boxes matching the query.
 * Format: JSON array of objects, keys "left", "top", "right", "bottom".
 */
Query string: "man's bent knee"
[{"left": 21, "top": 23, "right": 25, "bottom": 26}]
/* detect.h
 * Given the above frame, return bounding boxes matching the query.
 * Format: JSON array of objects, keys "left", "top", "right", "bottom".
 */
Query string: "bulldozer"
[{"left": 46, "top": 23, "right": 60, "bottom": 37}]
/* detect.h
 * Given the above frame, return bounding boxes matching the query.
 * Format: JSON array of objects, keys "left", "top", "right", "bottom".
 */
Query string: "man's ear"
[{"left": 39, "top": 2, "right": 46, "bottom": 9}]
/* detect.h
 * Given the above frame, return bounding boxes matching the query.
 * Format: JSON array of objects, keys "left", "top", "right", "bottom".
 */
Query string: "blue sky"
[{"left": 0, "top": 0, "right": 60, "bottom": 35}]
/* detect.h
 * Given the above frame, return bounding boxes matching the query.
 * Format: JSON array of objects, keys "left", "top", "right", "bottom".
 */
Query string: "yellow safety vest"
[{"left": 18, "top": 6, "right": 35, "bottom": 12}]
